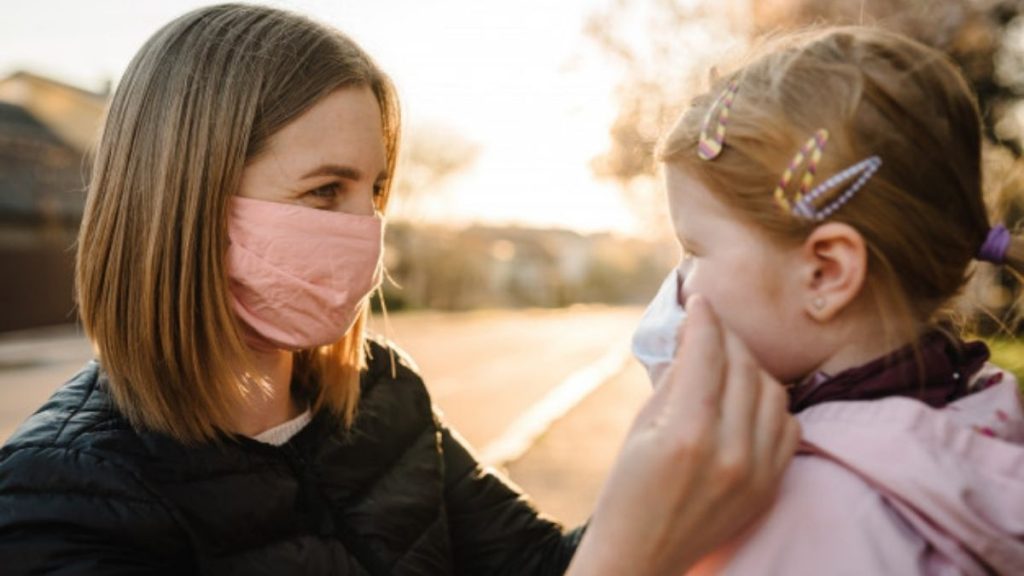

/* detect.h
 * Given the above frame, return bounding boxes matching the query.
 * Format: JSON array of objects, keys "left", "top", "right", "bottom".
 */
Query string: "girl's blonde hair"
[
  {"left": 76, "top": 3, "right": 400, "bottom": 443},
  {"left": 660, "top": 26, "right": 1024, "bottom": 348}
]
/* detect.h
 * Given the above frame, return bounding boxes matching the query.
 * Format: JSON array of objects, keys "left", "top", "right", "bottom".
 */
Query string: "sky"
[{"left": 0, "top": 0, "right": 652, "bottom": 235}]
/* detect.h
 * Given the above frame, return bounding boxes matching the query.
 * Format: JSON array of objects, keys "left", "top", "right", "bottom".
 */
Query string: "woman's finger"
[
  {"left": 772, "top": 412, "right": 801, "bottom": 475},
  {"left": 665, "top": 294, "right": 727, "bottom": 422},
  {"left": 716, "top": 329, "right": 760, "bottom": 472},
  {"left": 752, "top": 371, "right": 789, "bottom": 475}
]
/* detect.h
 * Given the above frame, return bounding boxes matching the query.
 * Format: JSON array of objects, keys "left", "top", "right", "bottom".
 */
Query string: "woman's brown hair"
[
  {"left": 660, "top": 26, "right": 1024, "bottom": 350},
  {"left": 76, "top": 3, "right": 400, "bottom": 442}
]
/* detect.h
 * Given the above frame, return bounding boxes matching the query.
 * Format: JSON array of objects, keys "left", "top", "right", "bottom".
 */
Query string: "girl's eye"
[{"left": 373, "top": 181, "right": 387, "bottom": 197}]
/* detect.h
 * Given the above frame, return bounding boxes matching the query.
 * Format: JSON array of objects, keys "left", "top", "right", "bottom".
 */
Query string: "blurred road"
[
  {"left": 507, "top": 360, "right": 651, "bottom": 527},
  {"left": 0, "top": 326, "right": 95, "bottom": 443},
  {"left": 0, "top": 305, "right": 643, "bottom": 449}
]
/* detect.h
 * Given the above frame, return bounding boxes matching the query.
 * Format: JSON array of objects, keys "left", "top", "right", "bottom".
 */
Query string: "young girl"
[
  {"left": 0, "top": 4, "right": 800, "bottom": 575},
  {"left": 634, "top": 26, "right": 1024, "bottom": 574}
]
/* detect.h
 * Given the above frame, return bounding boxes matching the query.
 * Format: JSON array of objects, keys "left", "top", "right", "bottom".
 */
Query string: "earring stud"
[{"left": 812, "top": 297, "right": 826, "bottom": 311}]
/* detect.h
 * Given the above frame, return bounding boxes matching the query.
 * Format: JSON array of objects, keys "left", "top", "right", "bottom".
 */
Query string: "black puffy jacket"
[{"left": 0, "top": 341, "right": 583, "bottom": 575}]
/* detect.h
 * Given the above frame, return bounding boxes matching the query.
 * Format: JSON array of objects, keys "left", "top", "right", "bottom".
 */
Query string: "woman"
[{"left": 0, "top": 5, "right": 798, "bottom": 575}]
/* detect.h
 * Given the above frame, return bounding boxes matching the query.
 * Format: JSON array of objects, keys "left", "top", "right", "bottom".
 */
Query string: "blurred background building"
[{"left": 0, "top": 72, "right": 104, "bottom": 332}]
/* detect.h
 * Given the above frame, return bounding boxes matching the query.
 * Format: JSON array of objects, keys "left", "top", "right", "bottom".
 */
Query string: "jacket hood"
[{"left": 798, "top": 365, "right": 1024, "bottom": 573}]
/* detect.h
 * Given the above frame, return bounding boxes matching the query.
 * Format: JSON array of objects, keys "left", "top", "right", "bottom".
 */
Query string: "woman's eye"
[
  {"left": 373, "top": 182, "right": 386, "bottom": 197},
  {"left": 309, "top": 183, "right": 341, "bottom": 199}
]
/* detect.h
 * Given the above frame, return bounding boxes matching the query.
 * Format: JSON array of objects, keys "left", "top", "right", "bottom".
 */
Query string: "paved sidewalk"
[{"left": 505, "top": 360, "right": 651, "bottom": 527}]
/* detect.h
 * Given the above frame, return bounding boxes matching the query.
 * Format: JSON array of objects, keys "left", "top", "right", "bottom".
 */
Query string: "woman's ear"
[{"left": 799, "top": 222, "right": 867, "bottom": 322}]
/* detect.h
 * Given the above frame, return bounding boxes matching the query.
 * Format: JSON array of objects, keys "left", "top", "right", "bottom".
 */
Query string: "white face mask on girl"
[{"left": 631, "top": 270, "right": 687, "bottom": 387}]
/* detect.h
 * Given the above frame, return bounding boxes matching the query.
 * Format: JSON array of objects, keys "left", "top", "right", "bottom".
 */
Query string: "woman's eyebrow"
[
  {"left": 300, "top": 164, "right": 388, "bottom": 182},
  {"left": 300, "top": 163, "right": 363, "bottom": 181}
]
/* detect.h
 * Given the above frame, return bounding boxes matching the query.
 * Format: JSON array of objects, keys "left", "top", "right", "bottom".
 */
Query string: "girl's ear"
[{"left": 799, "top": 222, "right": 867, "bottom": 322}]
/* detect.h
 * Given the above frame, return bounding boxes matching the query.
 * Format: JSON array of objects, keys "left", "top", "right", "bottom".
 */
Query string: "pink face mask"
[{"left": 226, "top": 196, "right": 383, "bottom": 351}]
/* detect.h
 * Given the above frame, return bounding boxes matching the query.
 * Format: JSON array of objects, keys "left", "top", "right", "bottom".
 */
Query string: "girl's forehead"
[
  {"left": 664, "top": 164, "right": 782, "bottom": 258},
  {"left": 665, "top": 166, "right": 732, "bottom": 231}
]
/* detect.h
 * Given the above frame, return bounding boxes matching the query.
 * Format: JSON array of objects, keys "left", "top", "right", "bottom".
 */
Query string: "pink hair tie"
[{"left": 978, "top": 224, "right": 1011, "bottom": 264}]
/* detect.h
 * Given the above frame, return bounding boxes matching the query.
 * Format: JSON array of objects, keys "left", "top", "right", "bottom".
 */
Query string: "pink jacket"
[{"left": 690, "top": 366, "right": 1024, "bottom": 575}]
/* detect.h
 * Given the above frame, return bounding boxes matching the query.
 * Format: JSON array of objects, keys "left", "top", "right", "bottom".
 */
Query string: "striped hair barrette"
[
  {"left": 773, "top": 129, "right": 830, "bottom": 211},
  {"left": 791, "top": 156, "right": 882, "bottom": 221},
  {"left": 697, "top": 78, "right": 740, "bottom": 161},
  {"left": 773, "top": 128, "right": 882, "bottom": 221}
]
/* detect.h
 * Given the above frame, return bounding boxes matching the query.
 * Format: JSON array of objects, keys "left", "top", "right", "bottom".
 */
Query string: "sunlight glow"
[{"left": 0, "top": 0, "right": 646, "bottom": 235}]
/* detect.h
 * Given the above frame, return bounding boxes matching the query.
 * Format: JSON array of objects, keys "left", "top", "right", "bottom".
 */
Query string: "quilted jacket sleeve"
[
  {"left": 0, "top": 444, "right": 191, "bottom": 576},
  {"left": 441, "top": 422, "right": 586, "bottom": 576}
]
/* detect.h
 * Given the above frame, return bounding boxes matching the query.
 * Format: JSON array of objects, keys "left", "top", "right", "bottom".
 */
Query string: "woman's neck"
[{"left": 235, "top": 348, "right": 304, "bottom": 437}]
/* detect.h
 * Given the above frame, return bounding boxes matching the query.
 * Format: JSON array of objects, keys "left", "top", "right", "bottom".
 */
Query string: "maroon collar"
[{"left": 788, "top": 330, "right": 990, "bottom": 413}]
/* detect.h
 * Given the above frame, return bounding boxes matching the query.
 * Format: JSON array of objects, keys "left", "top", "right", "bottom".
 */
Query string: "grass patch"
[{"left": 985, "top": 338, "right": 1024, "bottom": 384}]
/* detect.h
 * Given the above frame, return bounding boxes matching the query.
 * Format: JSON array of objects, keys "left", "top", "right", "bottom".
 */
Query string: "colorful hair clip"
[
  {"left": 697, "top": 78, "right": 740, "bottom": 161},
  {"left": 791, "top": 156, "right": 882, "bottom": 221},
  {"left": 773, "top": 129, "right": 830, "bottom": 211}
]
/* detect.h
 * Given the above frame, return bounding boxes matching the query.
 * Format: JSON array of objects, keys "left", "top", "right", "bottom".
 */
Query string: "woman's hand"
[{"left": 567, "top": 295, "right": 799, "bottom": 576}]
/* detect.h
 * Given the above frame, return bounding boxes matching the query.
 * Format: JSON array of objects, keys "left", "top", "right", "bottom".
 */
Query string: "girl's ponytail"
[
  {"left": 978, "top": 224, "right": 1024, "bottom": 273},
  {"left": 1005, "top": 229, "right": 1024, "bottom": 275}
]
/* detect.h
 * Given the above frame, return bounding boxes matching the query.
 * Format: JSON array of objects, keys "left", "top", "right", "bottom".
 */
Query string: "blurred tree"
[
  {"left": 753, "top": 0, "right": 1024, "bottom": 154},
  {"left": 589, "top": 0, "right": 1024, "bottom": 184},
  {"left": 380, "top": 122, "right": 481, "bottom": 310},
  {"left": 589, "top": 0, "right": 1024, "bottom": 330},
  {"left": 585, "top": 0, "right": 748, "bottom": 200},
  {"left": 389, "top": 122, "right": 480, "bottom": 219}
]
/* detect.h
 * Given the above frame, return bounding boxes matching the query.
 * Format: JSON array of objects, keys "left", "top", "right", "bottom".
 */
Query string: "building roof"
[
  {"left": 0, "top": 101, "right": 85, "bottom": 222},
  {"left": 1, "top": 70, "right": 108, "bottom": 103},
  {"left": 0, "top": 70, "right": 107, "bottom": 154}
]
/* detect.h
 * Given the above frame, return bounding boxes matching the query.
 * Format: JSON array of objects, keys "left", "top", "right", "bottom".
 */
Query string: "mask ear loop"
[{"left": 374, "top": 267, "right": 402, "bottom": 379}]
